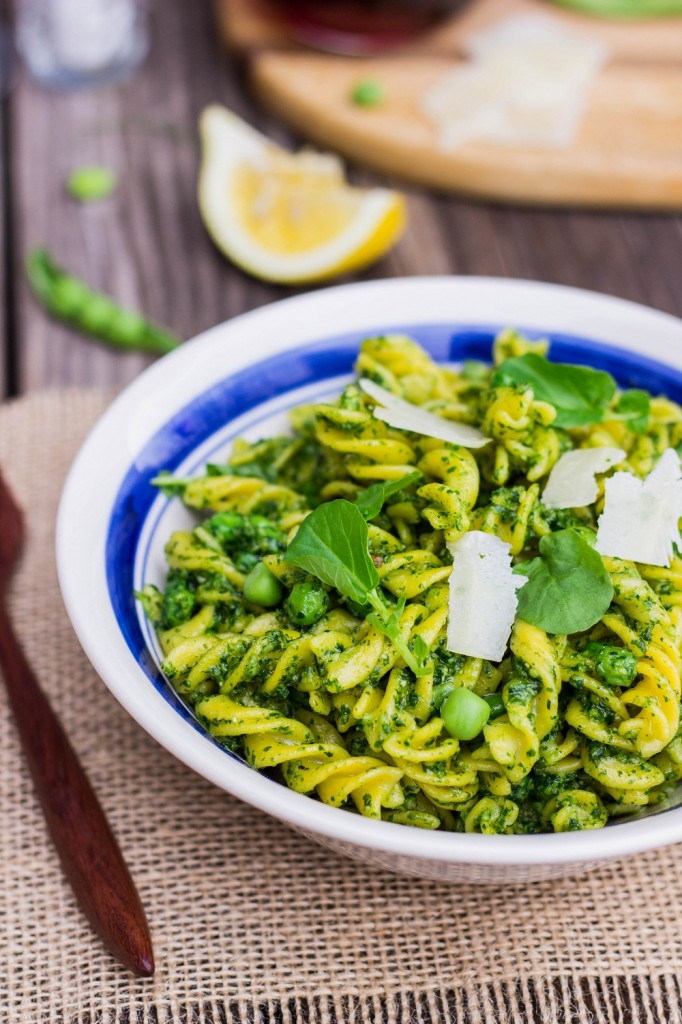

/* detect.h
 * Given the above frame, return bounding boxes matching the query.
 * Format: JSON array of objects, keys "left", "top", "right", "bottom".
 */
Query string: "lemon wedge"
[{"left": 198, "top": 106, "right": 406, "bottom": 285}]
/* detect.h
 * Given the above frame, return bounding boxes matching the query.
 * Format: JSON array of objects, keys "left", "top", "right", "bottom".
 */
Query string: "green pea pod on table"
[
  {"left": 26, "top": 248, "right": 180, "bottom": 356},
  {"left": 550, "top": 0, "right": 682, "bottom": 13}
]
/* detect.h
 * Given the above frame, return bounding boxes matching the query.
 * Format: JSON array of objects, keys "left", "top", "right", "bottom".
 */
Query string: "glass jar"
[{"left": 16, "top": 0, "right": 148, "bottom": 89}]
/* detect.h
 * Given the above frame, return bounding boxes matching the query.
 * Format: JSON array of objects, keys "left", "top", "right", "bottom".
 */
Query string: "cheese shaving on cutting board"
[
  {"left": 359, "top": 378, "right": 489, "bottom": 449},
  {"left": 421, "top": 15, "right": 610, "bottom": 151},
  {"left": 542, "top": 447, "right": 625, "bottom": 509},
  {"left": 596, "top": 448, "right": 682, "bottom": 567},
  {"left": 447, "top": 532, "right": 525, "bottom": 662}
]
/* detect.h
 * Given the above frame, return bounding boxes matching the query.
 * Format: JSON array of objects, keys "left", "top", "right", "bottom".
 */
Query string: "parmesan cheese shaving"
[
  {"left": 542, "top": 447, "right": 625, "bottom": 509},
  {"left": 596, "top": 448, "right": 682, "bottom": 567},
  {"left": 359, "top": 378, "right": 489, "bottom": 449},
  {"left": 446, "top": 532, "right": 525, "bottom": 662},
  {"left": 421, "top": 15, "right": 609, "bottom": 151}
]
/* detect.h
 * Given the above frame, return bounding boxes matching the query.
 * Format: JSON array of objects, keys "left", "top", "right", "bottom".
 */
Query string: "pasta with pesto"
[{"left": 138, "top": 332, "right": 682, "bottom": 834}]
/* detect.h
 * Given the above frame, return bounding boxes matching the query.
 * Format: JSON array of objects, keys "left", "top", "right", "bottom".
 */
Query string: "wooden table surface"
[{"left": 2, "top": 0, "right": 682, "bottom": 400}]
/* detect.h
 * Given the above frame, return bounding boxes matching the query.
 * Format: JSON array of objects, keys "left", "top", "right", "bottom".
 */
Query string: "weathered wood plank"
[{"left": 0, "top": 96, "right": 7, "bottom": 399}]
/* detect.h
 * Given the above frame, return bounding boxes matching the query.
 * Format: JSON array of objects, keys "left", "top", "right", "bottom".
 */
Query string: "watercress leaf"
[
  {"left": 206, "top": 463, "right": 231, "bottom": 477},
  {"left": 367, "top": 603, "right": 429, "bottom": 677},
  {"left": 411, "top": 635, "right": 430, "bottom": 671},
  {"left": 492, "top": 353, "right": 617, "bottom": 429},
  {"left": 284, "top": 499, "right": 378, "bottom": 603},
  {"left": 354, "top": 470, "right": 422, "bottom": 521},
  {"left": 516, "top": 528, "right": 613, "bottom": 634},
  {"left": 151, "top": 470, "right": 192, "bottom": 498},
  {"left": 612, "top": 390, "right": 650, "bottom": 434}
]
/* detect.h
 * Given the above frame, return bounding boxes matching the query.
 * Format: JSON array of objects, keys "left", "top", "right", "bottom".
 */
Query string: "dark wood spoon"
[{"left": 0, "top": 469, "right": 154, "bottom": 977}]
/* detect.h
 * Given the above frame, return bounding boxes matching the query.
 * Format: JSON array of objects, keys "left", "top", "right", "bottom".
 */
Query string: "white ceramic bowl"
[{"left": 57, "top": 277, "right": 682, "bottom": 883}]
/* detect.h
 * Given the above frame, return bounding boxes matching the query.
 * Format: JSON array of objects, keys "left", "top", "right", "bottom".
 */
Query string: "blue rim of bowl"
[{"left": 106, "top": 322, "right": 682, "bottom": 759}]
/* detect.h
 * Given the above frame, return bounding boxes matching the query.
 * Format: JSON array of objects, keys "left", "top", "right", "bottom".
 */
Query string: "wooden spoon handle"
[{"left": 0, "top": 603, "right": 154, "bottom": 976}]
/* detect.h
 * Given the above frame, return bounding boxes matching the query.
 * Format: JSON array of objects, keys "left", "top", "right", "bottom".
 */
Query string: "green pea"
[
  {"left": 285, "top": 582, "right": 329, "bottom": 626},
  {"left": 49, "top": 276, "right": 89, "bottom": 318},
  {"left": 350, "top": 78, "right": 384, "bottom": 108},
  {"left": 482, "top": 692, "right": 505, "bottom": 719},
  {"left": 110, "top": 309, "right": 147, "bottom": 345},
  {"left": 67, "top": 165, "right": 118, "bottom": 202},
  {"left": 441, "top": 688, "right": 491, "bottom": 741},
  {"left": 587, "top": 643, "right": 637, "bottom": 687},
  {"left": 79, "top": 293, "right": 118, "bottom": 335},
  {"left": 243, "top": 562, "right": 283, "bottom": 608}
]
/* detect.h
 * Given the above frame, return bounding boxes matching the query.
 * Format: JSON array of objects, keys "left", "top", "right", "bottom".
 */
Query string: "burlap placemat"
[{"left": 1, "top": 390, "right": 682, "bottom": 1024}]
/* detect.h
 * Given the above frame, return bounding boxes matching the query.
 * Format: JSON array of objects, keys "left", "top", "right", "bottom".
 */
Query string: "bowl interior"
[{"left": 107, "top": 321, "right": 682, "bottom": 760}]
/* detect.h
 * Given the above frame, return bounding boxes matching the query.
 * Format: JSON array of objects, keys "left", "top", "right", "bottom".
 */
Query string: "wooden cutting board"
[{"left": 218, "top": 0, "right": 682, "bottom": 209}]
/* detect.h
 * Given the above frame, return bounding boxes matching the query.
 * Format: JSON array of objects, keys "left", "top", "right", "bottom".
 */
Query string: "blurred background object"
[
  {"left": 225, "top": 0, "right": 682, "bottom": 208},
  {"left": 268, "top": 0, "right": 461, "bottom": 54},
  {"left": 15, "top": 0, "right": 148, "bottom": 89}
]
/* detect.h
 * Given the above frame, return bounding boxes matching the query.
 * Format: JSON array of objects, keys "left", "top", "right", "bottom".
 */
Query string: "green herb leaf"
[
  {"left": 353, "top": 470, "right": 422, "bottom": 521},
  {"left": 515, "top": 529, "right": 613, "bottom": 634},
  {"left": 492, "top": 353, "right": 617, "bottom": 429},
  {"left": 411, "top": 635, "right": 430, "bottom": 672},
  {"left": 284, "top": 499, "right": 379, "bottom": 604},
  {"left": 367, "top": 595, "right": 429, "bottom": 678},
  {"left": 151, "top": 470, "right": 194, "bottom": 497},
  {"left": 612, "top": 390, "right": 650, "bottom": 434}
]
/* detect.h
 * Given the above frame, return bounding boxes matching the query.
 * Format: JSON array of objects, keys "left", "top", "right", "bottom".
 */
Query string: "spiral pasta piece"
[
  {"left": 603, "top": 558, "right": 680, "bottom": 759},
  {"left": 484, "top": 622, "right": 561, "bottom": 783},
  {"left": 355, "top": 334, "right": 454, "bottom": 403},
  {"left": 480, "top": 386, "right": 562, "bottom": 486},
  {"left": 471, "top": 483, "right": 554, "bottom": 556},
  {"left": 492, "top": 328, "right": 549, "bottom": 366},
  {"left": 183, "top": 474, "right": 306, "bottom": 520},
  {"left": 415, "top": 440, "right": 480, "bottom": 543},
  {"left": 540, "top": 790, "right": 608, "bottom": 832},
  {"left": 383, "top": 717, "right": 479, "bottom": 809},
  {"left": 314, "top": 402, "right": 416, "bottom": 483},
  {"left": 464, "top": 796, "right": 518, "bottom": 834}
]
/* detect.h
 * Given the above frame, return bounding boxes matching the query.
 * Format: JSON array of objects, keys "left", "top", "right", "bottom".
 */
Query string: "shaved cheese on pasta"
[
  {"left": 421, "top": 15, "right": 609, "bottom": 151},
  {"left": 359, "top": 378, "right": 489, "bottom": 448},
  {"left": 447, "top": 532, "right": 525, "bottom": 662},
  {"left": 542, "top": 447, "right": 625, "bottom": 509},
  {"left": 596, "top": 448, "right": 682, "bottom": 567}
]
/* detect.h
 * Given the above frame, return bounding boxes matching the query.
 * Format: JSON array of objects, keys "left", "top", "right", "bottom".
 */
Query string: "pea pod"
[
  {"left": 551, "top": 0, "right": 682, "bottom": 14},
  {"left": 26, "top": 247, "right": 180, "bottom": 355}
]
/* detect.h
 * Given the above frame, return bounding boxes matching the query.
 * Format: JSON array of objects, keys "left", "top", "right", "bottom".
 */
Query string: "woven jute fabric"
[{"left": 2, "top": 390, "right": 682, "bottom": 1024}]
